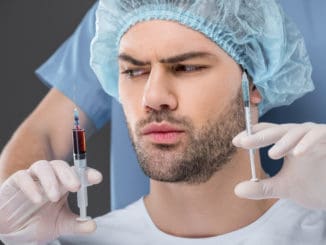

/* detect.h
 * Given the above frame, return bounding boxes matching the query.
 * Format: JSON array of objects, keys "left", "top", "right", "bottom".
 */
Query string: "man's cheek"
[
  {"left": 126, "top": 112, "right": 138, "bottom": 131},
  {"left": 122, "top": 106, "right": 137, "bottom": 133}
]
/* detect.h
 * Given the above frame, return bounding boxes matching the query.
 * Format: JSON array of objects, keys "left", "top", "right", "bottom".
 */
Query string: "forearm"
[{"left": 0, "top": 121, "right": 69, "bottom": 184}]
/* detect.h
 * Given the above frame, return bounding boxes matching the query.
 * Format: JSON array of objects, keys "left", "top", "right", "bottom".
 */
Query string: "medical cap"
[{"left": 90, "top": 0, "right": 314, "bottom": 115}]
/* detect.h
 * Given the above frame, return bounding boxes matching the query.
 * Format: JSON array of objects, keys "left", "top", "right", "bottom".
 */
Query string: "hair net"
[{"left": 90, "top": 0, "right": 314, "bottom": 115}]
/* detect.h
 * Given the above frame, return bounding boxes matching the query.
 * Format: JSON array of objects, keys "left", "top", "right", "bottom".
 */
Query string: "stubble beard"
[{"left": 126, "top": 91, "right": 245, "bottom": 184}]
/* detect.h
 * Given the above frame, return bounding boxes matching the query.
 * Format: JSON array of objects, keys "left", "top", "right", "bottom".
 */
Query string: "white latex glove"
[
  {"left": 0, "top": 160, "right": 102, "bottom": 245},
  {"left": 232, "top": 122, "right": 326, "bottom": 210}
]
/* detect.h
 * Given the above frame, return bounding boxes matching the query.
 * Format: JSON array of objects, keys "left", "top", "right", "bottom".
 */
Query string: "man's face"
[{"left": 118, "top": 20, "right": 245, "bottom": 184}]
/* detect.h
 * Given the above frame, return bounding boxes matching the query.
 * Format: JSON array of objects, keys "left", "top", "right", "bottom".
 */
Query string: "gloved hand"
[
  {"left": 232, "top": 122, "right": 326, "bottom": 210},
  {"left": 0, "top": 160, "right": 102, "bottom": 245}
]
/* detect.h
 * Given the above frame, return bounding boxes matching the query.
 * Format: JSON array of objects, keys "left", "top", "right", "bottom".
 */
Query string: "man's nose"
[{"left": 142, "top": 67, "right": 178, "bottom": 112}]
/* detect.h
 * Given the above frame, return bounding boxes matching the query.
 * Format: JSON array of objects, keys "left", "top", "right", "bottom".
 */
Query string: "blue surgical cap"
[{"left": 90, "top": 0, "right": 314, "bottom": 115}]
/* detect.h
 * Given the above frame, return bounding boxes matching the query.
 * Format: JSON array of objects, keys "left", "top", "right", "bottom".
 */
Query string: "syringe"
[
  {"left": 241, "top": 72, "right": 259, "bottom": 182},
  {"left": 72, "top": 108, "right": 90, "bottom": 221}
]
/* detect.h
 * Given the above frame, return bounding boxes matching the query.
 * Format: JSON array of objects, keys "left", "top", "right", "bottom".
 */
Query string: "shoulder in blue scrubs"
[{"left": 35, "top": 1, "right": 111, "bottom": 130}]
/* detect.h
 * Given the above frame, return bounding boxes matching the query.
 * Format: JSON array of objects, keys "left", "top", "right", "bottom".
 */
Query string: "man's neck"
[{"left": 143, "top": 150, "right": 277, "bottom": 238}]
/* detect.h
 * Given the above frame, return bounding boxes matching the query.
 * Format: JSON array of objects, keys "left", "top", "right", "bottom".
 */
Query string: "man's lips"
[
  {"left": 141, "top": 123, "right": 184, "bottom": 135},
  {"left": 140, "top": 123, "right": 185, "bottom": 144}
]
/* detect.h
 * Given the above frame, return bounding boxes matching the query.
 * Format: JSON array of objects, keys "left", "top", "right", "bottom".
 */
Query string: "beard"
[{"left": 125, "top": 90, "right": 245, "bottom": 184}]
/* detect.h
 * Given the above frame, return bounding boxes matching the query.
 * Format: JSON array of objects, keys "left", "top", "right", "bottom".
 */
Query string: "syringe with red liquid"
[{"left": 72, "top": 108, "right": 90, "bottom": 221}]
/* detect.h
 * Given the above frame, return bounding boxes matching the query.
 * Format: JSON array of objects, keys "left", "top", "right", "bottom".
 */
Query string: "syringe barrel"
[
  {"left": 74, "top": 155, "right": 87, "bottom": 166},
  {"left": 244, "top": 107, "right": 252, "bottom": 135},
  {"left": 77, "top": 183, "right": 88, "bottom": 220},
  {"left": 77, "top": 181, "right": 88, "bottom": 208},
  {"left": 74, "top": 159, "right": 88, "bottom": 208}
]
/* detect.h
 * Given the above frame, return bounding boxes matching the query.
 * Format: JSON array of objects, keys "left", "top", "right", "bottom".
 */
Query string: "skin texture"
[{"left": 118, "top": 20, "right": 275, "bottom": 238}]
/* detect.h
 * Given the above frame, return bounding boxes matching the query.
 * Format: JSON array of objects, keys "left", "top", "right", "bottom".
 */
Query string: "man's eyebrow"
[
  {"left": 118, "top": 51, "right": 215, "bottom": 66},
  {"left": 159, "top": 52, "right": 215, "bottom": 63},
  {"left": 118, "top": 53, "right": 150, "bottom": 66}
]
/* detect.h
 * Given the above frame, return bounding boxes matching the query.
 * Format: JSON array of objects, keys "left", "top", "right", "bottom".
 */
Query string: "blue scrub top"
[{"left": 35, "top": 1, "right": 110, "bottom": 130}]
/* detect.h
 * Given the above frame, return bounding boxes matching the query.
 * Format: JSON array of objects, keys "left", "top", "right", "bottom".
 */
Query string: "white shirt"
[{"left": 55, "top": 198, "right": 326, "bottom": 245}]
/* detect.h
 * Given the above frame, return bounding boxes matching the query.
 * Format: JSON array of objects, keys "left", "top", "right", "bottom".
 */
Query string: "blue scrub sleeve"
[{"left": 35, "top": 1, "right": 111, "bottom": 129}]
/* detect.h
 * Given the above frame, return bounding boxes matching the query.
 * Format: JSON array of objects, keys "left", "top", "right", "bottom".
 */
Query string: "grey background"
[{"left": 0, "top": 0, "right": 111, "bottom": 225}]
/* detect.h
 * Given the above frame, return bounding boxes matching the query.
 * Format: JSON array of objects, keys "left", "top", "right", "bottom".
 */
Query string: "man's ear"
[{"left": 250, "top": 85, "right": 262, "bottom": 105}]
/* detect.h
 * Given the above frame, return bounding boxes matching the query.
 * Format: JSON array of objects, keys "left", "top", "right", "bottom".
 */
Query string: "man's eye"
[
  {"left": 172, "top": 64, "right": 206, "bottom": 73},
  {"left": 121, "top": 69, "right": 148, "bottom": 78}
]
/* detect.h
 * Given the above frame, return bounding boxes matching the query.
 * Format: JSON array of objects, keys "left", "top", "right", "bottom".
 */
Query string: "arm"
[{"left": 0, "top": 88, "right": 96, "bottom": 184}]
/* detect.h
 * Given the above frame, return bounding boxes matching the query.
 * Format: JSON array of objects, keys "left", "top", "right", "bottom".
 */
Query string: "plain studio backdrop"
[{"left": 0, "top": 2, "right": 111, "bottom": 239}]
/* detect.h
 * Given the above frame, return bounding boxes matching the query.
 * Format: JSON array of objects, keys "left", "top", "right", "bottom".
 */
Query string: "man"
[{"left": 1, "top": 0, "right": 326, "bottom": 244}]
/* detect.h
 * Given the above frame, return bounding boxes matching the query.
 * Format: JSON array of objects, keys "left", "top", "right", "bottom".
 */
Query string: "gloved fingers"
[
  {"left": 233, "top": 123, "right": 275, "bottom": 145},
  {"left": 28, "top": 160, "right": 61, "bottom": 202},
  {"left": 50, "top": 160, "right": 81, "bottom": 193},
  {"left": 58, "top": 202, "right": 96, "bottom": 235},
  {"left": 28, "top": 161, "right": 102, "bottom": 202},
  {"left": 268, "top": 125, "right": 308, "bottom": 159},
  {"left": 233, "top": 123, "right": 302, "bottom": 150},
  {"left": 0, "top": 174, "right": 46, "bottom": 234},
  {"left": 234, "top": 177, "right": 284, "bottom": 200},
  {"left": 85, "top": 167, "right": 103, "bottom": 186},
  {"left": 233, "top": 124, "right": 288, "bottom": 149},
  {"left": 10, "top": 170, "right": 43, "bottom": 204},
  {"left": 1, "top": 191, "right": 46, "bottom": 232},
  {"left": 251, "top": 122, "right": 278, "bottom": 133},
  {"left": 293, "top": 124, "right": 326, "bottom": 155},
  {"left": 62, "top": 214, "right": 96, "bottom": 235},
  {"left": 51, "top": 160, "right": 102, "bottom": 192}
]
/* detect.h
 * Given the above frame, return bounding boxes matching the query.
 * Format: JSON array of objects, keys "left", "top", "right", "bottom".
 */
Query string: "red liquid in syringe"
[
  {"left": 73, "top": 128, "right": 86, "bottom": 155},
  {"left": 73, "top": 108, "right": 86, "bottom": 158}
]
